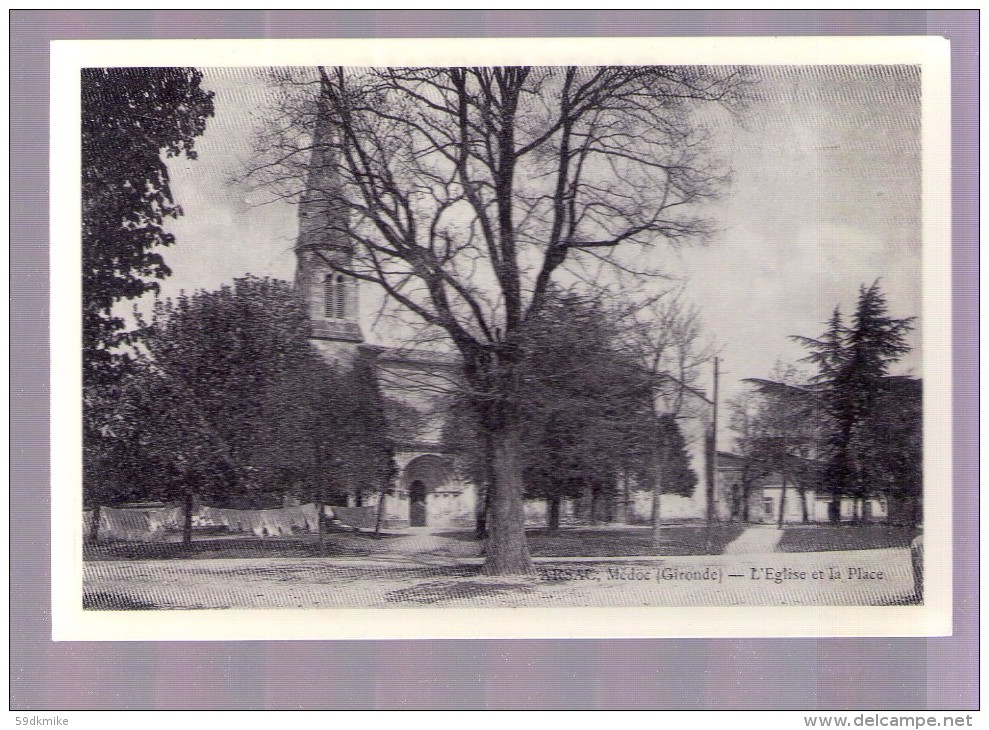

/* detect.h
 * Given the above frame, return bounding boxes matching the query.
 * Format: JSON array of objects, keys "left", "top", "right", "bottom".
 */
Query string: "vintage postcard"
[{"left": 51, "top": 36, "right": 951, "bottom": 640}]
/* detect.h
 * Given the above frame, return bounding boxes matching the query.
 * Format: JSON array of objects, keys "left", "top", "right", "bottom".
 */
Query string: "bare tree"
[
  {"left": 739, "top": 364, "right": 821, "bottom": 527},
  {"left": 247, "top": 65, "right": 746, "bottom": 574},
  {"left": 726, "top": 390, "right": 770, "bottom": 522},
  {"left": 621, "top": 292, "right": 713, "bottom": 546}
]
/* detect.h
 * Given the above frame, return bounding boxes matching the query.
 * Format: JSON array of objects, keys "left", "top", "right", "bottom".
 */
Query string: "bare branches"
[
  {"left": 244, "top": 64, "right": 747, "bottom": 362},
  {"left": 618, "top": 287, "right": 716, "bottom": 420}
]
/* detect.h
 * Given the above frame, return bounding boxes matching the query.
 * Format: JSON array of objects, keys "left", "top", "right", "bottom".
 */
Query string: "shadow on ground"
[
  {"left": 385, "top": 579, "right": 536, "bottom": 605},
  {"left": 435, "top": 524, "right": 747, "bottom": 557},
  {"left": 777, "top": 525, "right": 920, "bottom": 552},
  {"left": 83, "top": 531, "right": 396, "bottom": 562},
  {"left": 83, "top": 591, "right": 161, "bottom": 610}
]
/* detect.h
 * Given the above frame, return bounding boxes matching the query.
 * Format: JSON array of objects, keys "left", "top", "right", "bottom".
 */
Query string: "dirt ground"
[{"left": 83, "top": 526, "right": 918, "bottom": 609}]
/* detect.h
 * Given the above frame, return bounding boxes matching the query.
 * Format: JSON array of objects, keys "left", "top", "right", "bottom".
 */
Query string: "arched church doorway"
[
  {"left": 409, "top": 480, "right": 427, "bottom": 527},
  {"left": 400, "top": 454, "right": 456, "bottom": 528}
]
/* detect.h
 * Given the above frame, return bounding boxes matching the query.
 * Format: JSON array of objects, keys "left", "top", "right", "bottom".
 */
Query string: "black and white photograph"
[{"left": 53, "top": 37, "right": 951, "bottom": 639}]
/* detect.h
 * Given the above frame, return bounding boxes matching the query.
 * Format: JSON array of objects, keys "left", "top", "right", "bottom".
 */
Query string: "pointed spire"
[
  {"left": 295, "top": 76, "right": 364, "bottom": 349},
  {"left": 296, "top": 85, "right": 351, "bottom": 258}
]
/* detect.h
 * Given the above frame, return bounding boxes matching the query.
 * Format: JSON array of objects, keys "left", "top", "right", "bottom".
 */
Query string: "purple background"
[{"left": 11, "top": 10, "right": 977, "bottom": 710}]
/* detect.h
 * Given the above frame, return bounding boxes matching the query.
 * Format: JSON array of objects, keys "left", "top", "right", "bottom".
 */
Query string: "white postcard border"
[{"left": 51, "top": 35, "right": 952, "bottom": 641}]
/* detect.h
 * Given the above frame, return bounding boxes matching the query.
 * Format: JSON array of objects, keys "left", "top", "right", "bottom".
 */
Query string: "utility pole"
[{"left": 707, "top": 357, "right": 719, "bottom": 525}]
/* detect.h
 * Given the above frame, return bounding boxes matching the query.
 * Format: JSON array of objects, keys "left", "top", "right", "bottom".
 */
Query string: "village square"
[{"left": 80, "top": 63, "right": 924, "bottom": 610}]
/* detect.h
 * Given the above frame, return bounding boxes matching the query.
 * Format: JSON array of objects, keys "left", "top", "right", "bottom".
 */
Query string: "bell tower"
[{"left": 294, "top": 104, "right": 364, "bottom": 362}]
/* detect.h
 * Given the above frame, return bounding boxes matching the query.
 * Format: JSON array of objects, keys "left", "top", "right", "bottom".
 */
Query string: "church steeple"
[{"left": 295, "top": 97, "right": 363, "bottom": 350}]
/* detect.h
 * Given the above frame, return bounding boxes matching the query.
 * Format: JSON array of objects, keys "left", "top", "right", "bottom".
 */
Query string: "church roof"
[{"left": 360, "top": 343, "right": 461, "bottom": 370}]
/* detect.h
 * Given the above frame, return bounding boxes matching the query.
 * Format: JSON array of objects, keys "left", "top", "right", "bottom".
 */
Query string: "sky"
[{"left": 158, "top": 64, "right": 923, "bottom": 435}]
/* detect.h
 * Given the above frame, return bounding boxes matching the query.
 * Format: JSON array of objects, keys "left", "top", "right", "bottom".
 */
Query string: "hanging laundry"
[
  {"left": 280, "top": 504, "right": 320, "bottom": 533},
  {"left": 144, "top": 505, "right": 185, "bottom": 532},
  {"left": 98, "top": 507, "right": 165, "bottom": 542},
  {"left": 194, "top": 504, "right": 320, "bottom": 537}
]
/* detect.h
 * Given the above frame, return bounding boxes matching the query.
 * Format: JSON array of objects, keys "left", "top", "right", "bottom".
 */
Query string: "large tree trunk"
[
  {"left": 577, "top": 488, "right": 593, "bottom": 523},
  {"left": 590, "top": 483, "right": 609, "bottom": 524},
  {"left": 475, "top": 486, "right": 488, "bottom": 538},
  {"left": 373, "top": 490, "right": 386, "bottom": 536},
  {"left": 651, "top": 490, "right": 663, "bottom": 548},
  {"left": 483, "top": 425, "right": 535, "bottom": 575},
  {"left": 799, "top": 486, "right": 809, "bottom": 523}
]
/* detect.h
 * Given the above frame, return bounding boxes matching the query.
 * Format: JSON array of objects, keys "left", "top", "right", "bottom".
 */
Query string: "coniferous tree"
[
  {"left": 793, "top": 281, "right": 916, "bottom": 521},
  {"left": 655, "top": 413, "right": 698, "bottom": 499}
]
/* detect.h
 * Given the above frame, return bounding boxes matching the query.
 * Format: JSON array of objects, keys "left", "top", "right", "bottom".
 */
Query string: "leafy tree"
[
  {"left": 440, "top": 293, "right": 645, "bottom": 531},
  {"left": 252, "top": 360, "right": 333, "bottom": 502},
  {"left": 726, "top": 394, "right": 763, "bottom": 523},
  {"left": 84, "top": 276, "right": 396, "bottom": 544},
  {"left": 84, "top": 373, "right": 144, "bottom": 540},
  {"left": 443, "top": 291, "right": 700, "bottom": 534},
  {"left": 334, "top": 354, "right": 399, "bottom": 531},
  {"left": 252, "top": 352, "right": 395, "bottom": 542},
  {"left": 518, "top": 293, "right": 655, "bottom": 529},
  {"left": 249, "top": 65, "right": 747, "bottom": 574},
  {"left": 83, "top": 360, "right": 237, "bottom": 543},
  {"left": 82, "top": 67, "right": 214, "bottom": 386},
  {"left": 869, "top": 376, "right": 922, "bottom": 524},
  {"left": 143, "top": 278, "right": 320, "bottom": 490},
  {"left": 621, "top": 294, "right": 710, "bottom": 545},
  {"left": 145, "top": 277, "right": 396, "bottom": 502}
]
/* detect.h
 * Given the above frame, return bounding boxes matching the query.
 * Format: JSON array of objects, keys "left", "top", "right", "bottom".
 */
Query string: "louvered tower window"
[{"left": 324, "top": 273, "right": 348, "bottom": 319}]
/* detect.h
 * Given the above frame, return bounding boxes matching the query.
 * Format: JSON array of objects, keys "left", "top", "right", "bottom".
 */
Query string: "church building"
[{"left": 293, "top": 118, "right": 717, "bottom": 529}]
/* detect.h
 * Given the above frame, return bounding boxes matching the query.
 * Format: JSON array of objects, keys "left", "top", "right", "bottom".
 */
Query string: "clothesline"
[
  {"left": 198, "top": 504, "right": 320, "bottom": 537},
  {"left": 84, "top": 502, "right": 380, "bottom": 542},
  {"left": 83, "top": 505, "right": 184, "bottom": 543}
]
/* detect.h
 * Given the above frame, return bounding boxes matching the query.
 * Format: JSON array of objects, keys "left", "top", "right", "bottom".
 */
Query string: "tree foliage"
[
  {"left": 83, "top": 277, "right": 396, "bottom": 531},
  {"left": 331, "top": 355, "right": 399, "bottom": 505},
  {"left": 443, "top": 290, "right": 701, "bottom": 530},
  {"left": 865, "top": 376, "right": 922, "bottom": 524},
  {"left": 737, "top": 282, "right": 918, "bottom": 524},
  {"left": 83, "top": 358, "right": 240, "bottom": 543},
  {"left": 518, "top": 293, "right": 653, "bottom": 510},
  {"left": 82, "top": 67, "right": 214, "bottom": 385},
  {"left": 794, "top": 281, "right": 916, "bottom": 514},
  {"left": 655, "top": 413, "right": 698, "bottom": 499},
  {"left": 143, "top": 277, "right": 319, "bottom": 494}
]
